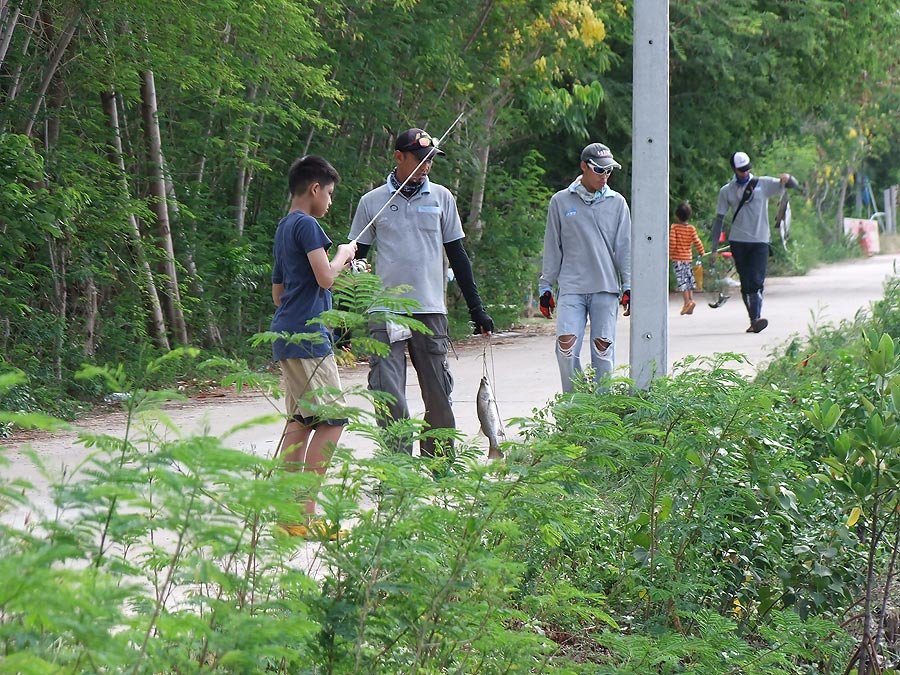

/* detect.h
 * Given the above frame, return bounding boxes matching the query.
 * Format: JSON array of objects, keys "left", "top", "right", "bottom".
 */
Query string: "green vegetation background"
[
  {"left": 4, "top": 273, "right": 900, "bottom": 672},
  {"left": 1, "top": 1, "right": 899, "bottom": 414}
]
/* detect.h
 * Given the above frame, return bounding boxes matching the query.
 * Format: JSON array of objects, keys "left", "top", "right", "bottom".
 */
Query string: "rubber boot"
[
  {"left": 747, "top": 292, "right": 761, "bottom": 321},
  {"left": 744, "top": 291, "right": 767, "bottom": 333}
]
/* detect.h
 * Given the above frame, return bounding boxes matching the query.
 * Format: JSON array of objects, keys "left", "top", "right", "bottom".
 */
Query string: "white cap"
[{"left": 731, "top": 151, "right": 751, "bottom": 171}]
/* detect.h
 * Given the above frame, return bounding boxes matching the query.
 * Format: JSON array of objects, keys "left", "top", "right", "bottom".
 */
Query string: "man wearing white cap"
[
  {"left": 710, "top": 151, "right": 798, "bottom": 333},
  {"left": 538, "top": 142, "right": 632, "bottom": 392}
]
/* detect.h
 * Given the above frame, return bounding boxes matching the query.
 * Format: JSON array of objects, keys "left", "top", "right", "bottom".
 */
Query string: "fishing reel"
[{"left": 350, "top": 258, "right": 370, "bottom": 274}]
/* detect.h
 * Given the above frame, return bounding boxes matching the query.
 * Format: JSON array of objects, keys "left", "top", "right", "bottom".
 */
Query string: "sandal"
[{"left": 278, "top": 519, "right": 346, "bottom": 541}]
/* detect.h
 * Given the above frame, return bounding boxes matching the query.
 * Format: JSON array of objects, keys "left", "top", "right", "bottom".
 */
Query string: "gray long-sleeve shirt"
[{"left": 539, "top": 181, "right": 632, "bottom": 295}]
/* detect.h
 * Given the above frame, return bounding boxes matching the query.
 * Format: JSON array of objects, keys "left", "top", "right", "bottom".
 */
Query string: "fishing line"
[
  {"left": 481, "top": 334, "right": 503, "bottom": 423},
  {"left": 349, "top": 110, "right": 467, "bottom": 246}
]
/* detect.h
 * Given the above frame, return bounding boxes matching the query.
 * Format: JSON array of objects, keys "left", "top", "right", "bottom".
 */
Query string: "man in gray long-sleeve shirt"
[
  {"left": 538, "top": 142, "right": 632, "bottom": 392},
  {"left": 710, "top": 150, "right": 798, "bottom": 333}
]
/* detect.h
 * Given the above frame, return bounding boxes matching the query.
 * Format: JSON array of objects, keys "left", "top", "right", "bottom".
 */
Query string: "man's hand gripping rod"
[{"left": 349, "top": 111, "right": 466, "bottom": 247}]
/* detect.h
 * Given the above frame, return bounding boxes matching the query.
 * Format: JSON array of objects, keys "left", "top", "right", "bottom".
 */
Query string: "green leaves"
[{"left": 804, "top": 400, "right": 844, "bottom": 433}]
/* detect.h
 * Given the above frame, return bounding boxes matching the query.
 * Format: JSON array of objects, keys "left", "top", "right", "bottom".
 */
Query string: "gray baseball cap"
[{"left": 581, "top": 142, "right": 622, "bottom": 169}]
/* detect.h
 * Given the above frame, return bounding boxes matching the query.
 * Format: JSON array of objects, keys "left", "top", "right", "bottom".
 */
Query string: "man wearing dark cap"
[
  {"left": 538, "top": 142, "right": 632, "bottom": 393},
  {"left": 348, "top": 127, "right": 494, "bottom": 456},
  {"left": 710, "top": 151, "right": 799, "bottom": 333}
]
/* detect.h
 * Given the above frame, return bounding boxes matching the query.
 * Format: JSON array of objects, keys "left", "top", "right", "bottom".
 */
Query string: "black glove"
[
  {"left": 539, "top": 291, "right": 555, "bottom": 319},
  {"left": 620, "top": 290, "right": 631, "bottom": 317},
  {"left": 470, "top": 305, "right": 494, "bottom": 335},
  {"left": 785, "top": 175, "right": 799, "bottom": 189}
]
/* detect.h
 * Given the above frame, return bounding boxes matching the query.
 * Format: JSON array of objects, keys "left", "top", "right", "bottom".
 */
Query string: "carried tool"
[
  {"left": 774, "top": 190, "right": 791, "bottom": 250},
  {"left": 700, "top": 246, "right": 735, "bottom": 308},
  {"left": 349, "top": 111, "right": 466, "bottom": 246}
]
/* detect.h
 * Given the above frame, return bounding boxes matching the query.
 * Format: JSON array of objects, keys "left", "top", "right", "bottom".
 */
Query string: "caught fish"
[{"left": 476, "top": 376, "right": 504, "bottom": 459}]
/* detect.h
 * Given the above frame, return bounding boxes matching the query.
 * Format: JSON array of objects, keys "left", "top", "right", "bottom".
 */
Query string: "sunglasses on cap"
[
  {"left": 586, "top": 160, "right": 614, "bottom": 176},
  {"left": 401, "top": 134, "right": 436, "bottom": 151}
]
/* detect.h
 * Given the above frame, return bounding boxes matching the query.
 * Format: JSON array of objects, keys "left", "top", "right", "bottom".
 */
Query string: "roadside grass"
[{"left": 2, "top": 275, "right": 900, "bottom": 672}]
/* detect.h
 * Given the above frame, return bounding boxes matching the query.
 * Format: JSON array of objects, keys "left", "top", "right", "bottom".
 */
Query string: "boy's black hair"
[
  {"left": 288, "top": 155, "right": 340, "bottom": 197},
  {"left": 675, "top": 201, "right": 692, "bottom": 223}
]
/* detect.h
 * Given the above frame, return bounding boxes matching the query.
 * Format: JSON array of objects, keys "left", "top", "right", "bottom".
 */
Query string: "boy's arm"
[
  {"left": 272, "top": 283, "right": 284, "bottom": 306},
  {"left": 308, "top": 242, "right": 357, "bottom": 289}
]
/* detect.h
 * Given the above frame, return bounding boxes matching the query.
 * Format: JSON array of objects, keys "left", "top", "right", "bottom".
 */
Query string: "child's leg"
[
  {"left": 279, "top": 418, "right": 312, "bottom": 464},
  {"left": 279, "top": 355, "right": 348, "bottom": 526},
  {"left": 302, "top": 423, "right": 344, "bottom": 516},
  {"left": 278, "top": 418, "right": 314, "bottom": 519}
]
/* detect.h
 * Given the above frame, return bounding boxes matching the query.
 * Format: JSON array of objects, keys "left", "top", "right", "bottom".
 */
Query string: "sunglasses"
[
  {"left": 587, "top": 161, "right": 614, "bottom": 176},
  {"left": 401, "top": 134, "right": 435, "bottom": 151}
]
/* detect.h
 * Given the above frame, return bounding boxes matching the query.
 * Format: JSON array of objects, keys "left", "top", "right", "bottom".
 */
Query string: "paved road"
[{"left": 3, "top": 254, "right": 898, "bottom": 525}]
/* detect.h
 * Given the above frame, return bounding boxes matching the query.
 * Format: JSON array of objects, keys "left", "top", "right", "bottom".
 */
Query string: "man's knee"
[
  {"left": 557, "top": 334, "right": 577, "bottom": 356},
  {"left": 593, "top": 337, "right": 612, "bottom": 354}
]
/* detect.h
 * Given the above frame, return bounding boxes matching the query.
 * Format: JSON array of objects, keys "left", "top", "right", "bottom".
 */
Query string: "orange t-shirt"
[{"left": 669, "top": 223, "right": 705, "bottom": 262}]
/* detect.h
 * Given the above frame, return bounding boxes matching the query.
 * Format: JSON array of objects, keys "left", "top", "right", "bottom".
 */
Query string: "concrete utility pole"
[
  {"left": 630, "top": 0, "right": 670, "bottom": 389},
  {"left": 884, "top": 186, "right": 897, "bottom": 234}
]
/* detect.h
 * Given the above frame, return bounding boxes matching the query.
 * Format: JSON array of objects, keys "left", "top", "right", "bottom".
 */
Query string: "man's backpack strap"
[{"left": 732, "top": 177, "right": 759, "bottom": 224}]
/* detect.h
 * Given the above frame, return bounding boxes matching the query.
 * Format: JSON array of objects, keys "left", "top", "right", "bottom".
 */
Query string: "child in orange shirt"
[{"left": 669, "top": 202, "right": 705, "bottom": 315}]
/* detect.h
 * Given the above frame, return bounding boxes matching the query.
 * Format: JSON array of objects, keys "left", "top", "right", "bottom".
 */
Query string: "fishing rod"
[{"left": 349, "top": 110, "right": 466, "bottom": 246}]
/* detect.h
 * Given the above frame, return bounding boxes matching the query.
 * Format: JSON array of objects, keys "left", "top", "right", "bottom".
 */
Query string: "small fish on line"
[{"left": 476, "top": 376, "right": 504, "bottom": 459}]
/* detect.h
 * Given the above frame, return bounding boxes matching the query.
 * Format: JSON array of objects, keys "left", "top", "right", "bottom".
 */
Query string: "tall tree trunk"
[
  {"left": 230, "top": 82, "right": 262, "bottom": 336},
  {"left": 22, "top": 8, "right": 78, "bottom": 138},
  {"left": 195, "top": 23, "right": 229, "bottom": 185},
  {"left": 83, "top": 273, "right": 98, "bottom": 356},
  {"left": 47, "top": 236, "right": 67, "bottom": 381},
  {"left": 140, "top": 69, "right": 188, "bottom": 345},
  {"left": 465, "top": 103, "right": 498, "bottom": 242},
  {"left": 0, "top": 0, "right": 21, "bottom": 69},
  {"left": 163, "top": 160, "right": 223, "bottom": 347},
  {"left": 0, "top": 317, "right": 9, "bottom": 355},
  {"left": 232, "top": 83, "right": 258, "bottom": 238},
  {"left": 8, "top": 0, "right": 40, "bottom": 102},
  {"left": 101, "top": 89, "right": 170, "bottom": 350},
  {"left": 45, "top": 56, "right": 63, "bottom": 147}
]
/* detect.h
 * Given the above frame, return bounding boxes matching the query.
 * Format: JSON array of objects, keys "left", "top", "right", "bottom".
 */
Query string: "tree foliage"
[{"left": 0, "top": 0, "right": 899, "bottom": 404}]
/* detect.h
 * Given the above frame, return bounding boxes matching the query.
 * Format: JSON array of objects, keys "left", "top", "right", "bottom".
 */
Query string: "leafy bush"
[{"left": 8, "top": 276, "right": 900, "bottom": 672}]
